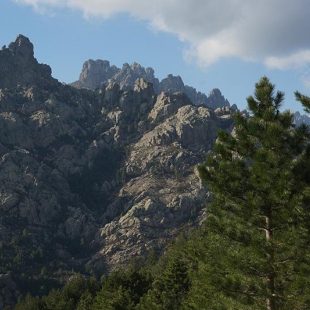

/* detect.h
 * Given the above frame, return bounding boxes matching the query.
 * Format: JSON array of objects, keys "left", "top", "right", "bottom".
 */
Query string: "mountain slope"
[{"left": 0, "top": 35, "right": 234, "bottom": 307}]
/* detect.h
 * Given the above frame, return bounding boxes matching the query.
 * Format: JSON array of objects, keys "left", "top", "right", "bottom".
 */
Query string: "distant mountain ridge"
[
  {"left": 292, "top": 110, "right": 310, "bottom": 126},
  {"left": 70, "top": 59, "right": 231, "bottom": 109}
]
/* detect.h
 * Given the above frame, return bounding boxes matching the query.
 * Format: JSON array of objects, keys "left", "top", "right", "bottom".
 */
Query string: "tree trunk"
[{"left": 266, "top": 216, "right": 275, "bottom": 310}]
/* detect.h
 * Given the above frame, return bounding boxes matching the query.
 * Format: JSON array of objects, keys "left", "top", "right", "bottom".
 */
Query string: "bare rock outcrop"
[
  {"left": 206, "top": 88, "right": 230, "bottom": 109},
  {"left": 158, "top": 74, "right": 185, "bottom": 94},
  {"left": 74, "top": 59, "right": 120, "bottom": 89},
  {"left": 89, "top": 102, "right": 234, "bottom": 272},
  {"left": 148, "top": 92, "right": 192, "bottom": 123},
  {"left": 0, "top": 35, "right": 54, "bottom": 89},
  {"left": 71, "top": 60, "right": 160, "bottom": 93},
  {"left": 71, "top": 60, "right": 230, "bottom": 109}
]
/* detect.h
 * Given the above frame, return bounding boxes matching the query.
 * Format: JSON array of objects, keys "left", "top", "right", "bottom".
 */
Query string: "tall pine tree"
[{"left": 190, "top": 77, "right": 310, "bottom": 310}]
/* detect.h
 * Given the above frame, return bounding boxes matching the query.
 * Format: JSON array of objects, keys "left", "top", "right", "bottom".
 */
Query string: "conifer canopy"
[{"left": 196, "top": 77, "right": 310, "bottom": 310}]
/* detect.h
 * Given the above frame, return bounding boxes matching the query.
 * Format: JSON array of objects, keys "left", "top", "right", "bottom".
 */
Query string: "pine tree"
[
  {"left": 190, "top": 77, "right": 310, "bottom": 309},
  {"left": 14, "top": 293, "right": 43, "bottom": 310},
  {"left": 161, "top": 256, "right": 190, "bottom": 309},
  {"left": 137, "top": 254, "right": 190, "bottom": 310},
  {"left": 92, "top": 265, "right": 152, "bottom": 310}
]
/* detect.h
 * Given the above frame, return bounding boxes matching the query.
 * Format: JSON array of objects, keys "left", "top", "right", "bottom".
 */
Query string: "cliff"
[{"left": 71, "top": 60, "right": 230, "bottom": 109}]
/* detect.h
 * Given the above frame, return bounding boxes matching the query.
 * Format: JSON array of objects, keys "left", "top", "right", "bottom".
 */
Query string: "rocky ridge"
[
  {"left": 0, "top": 35, "right": 235, "bottom": 307},
  {"left": 291, "top": 110, "right": 310, "bottom": 126},
  {"left": 0, "top": 35, "right": 53, "bottom": 90},
  {"left": 71, "top": 60, "right": 230, "bottom": 109}
]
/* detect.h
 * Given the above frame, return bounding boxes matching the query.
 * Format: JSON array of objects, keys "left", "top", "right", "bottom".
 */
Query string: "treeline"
[{"left": 13, "top": 235, "right": 195, "bottom": 310}]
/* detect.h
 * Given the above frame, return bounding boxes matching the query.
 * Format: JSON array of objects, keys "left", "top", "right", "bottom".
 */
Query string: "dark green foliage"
[
  {"left": 163, "top": 258, "right": 190, "bottom": 297},
  {"left": 14, "top": 294, "right": 43, "bottom": 310},
  {"left": 295, "top": 91, "right": 310, "bottom": 114},
  {"left": 76, "top": 290, "right": 94, "bottom": 310},
  {"left": 137, "top": 237, "right": 192, "bottom": 310},
  {"left": 157, "top": 257, "right": 190, "bottom": 309},
  {"left": 15, "top": 274, "right": 100, "bottom": 310},
  {"left": 144, "top": 250, "right": 158, "bottom": 270},
  {"left": 92, "top": 263, "right": 152, "bottom": 310},
  {"left": 14, "top": 262, "right": 154, "bottom": 310},
  {"left": 193, "top": 77, "right": 310, "bottom": 309},
  {"left": 0, "top": 227, "right": 62, "bottom": 298}
]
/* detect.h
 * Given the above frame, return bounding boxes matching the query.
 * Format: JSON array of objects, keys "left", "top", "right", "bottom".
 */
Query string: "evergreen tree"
[
  {"left": 41, "top": 288, "right": 62, "bottom": 310},
  {"left": 161, "top": 257, "right": 190, "bottom": 309},
  {"left": 92, "top": 265, "right": 152, "bottom": 310},
  {"left": 14, "top": 293, "right": 43, "bottom": 310},
  {"left": 40, "top": 274, "right": 94, "bottom": 310},
  {"left": 76, "top": 290, "right": 95, "bottom": 310},
  {"left": 137, "top": 255, "right": 190, "bottom": 310},
  {"left": 191, "top": 77, "right": 310, "bottom": 309}
]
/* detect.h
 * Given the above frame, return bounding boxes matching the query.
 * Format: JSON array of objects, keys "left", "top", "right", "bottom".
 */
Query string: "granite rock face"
[
  {"left": 89, "top": 101, "right": 232, "bottom": 272},
  {"left": 148, "top": 92, "right": 192, "bottom": 123},
  {"left": 206, "top": 88, "right": 231, "bottom": 109},
  {"left": 0, "top": 35, "right": 53, "bottom": 90},
  {"left": 71, "top": 60, "right": 230, "bottom": 109},
  {"left": 0, "top": 35, "right": 235, "bottom": 299},
  {"left": 76, "top": 59, "right": 120, "bottom": 89},
  {"left": 72, "top": 61, "right": 160, "bottom": 94}
]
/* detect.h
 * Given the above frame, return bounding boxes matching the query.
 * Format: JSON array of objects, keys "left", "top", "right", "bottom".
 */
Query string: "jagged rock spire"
[{"left": 0, "top": 34, "right": 53, "bottom": 89}]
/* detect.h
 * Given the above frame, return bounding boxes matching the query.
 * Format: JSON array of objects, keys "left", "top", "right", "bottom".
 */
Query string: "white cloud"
[
  {"left": 265, "top": 51, "right": 310, "bottom": 70},
  {"left": 12, "top": 0, "right": 310, "bottom": 70}
]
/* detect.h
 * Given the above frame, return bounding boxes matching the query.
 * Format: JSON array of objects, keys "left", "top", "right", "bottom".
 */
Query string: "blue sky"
[{"left": 2, "top": 0, "right": 310, "bottom": 112}]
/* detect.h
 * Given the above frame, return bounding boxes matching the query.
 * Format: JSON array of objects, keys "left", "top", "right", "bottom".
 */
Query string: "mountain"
[
  {"left": 71, "top": 59, "right": 231, "bottom": 109},
  {"left": 291, "top": 110, "right": 310, "bottom": 126},
  {"left": 0, "top": 35, "right": 52, "bottom": 90},
  {"left": 0, "top": 35, "right": 235, "bottom": 308}
]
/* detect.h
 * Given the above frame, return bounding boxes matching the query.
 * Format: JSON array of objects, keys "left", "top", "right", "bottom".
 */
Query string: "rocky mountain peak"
[
  {"left": 209, "top": 88, "right": 221, "bottom": 95},
  {"left": 145, "top": 67, "right": 154, "bottom": 76},
  {"left": 71, "top": 60, "right": 231, "bottom": 109},
  {"left": 77, "top": 59, "right": 120, "bottom": 89},
  {"left": 0, "top": 35, "right": 53, "bottom": 89},
  {"left": 8, "top": 34, "right": 34, "bottom": 59},
  {"left": 206, "top": 88, "right": 230, "bottom": 109},
  {"left": 159, "top": 74, "right": 185, "bottom": 94}
]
